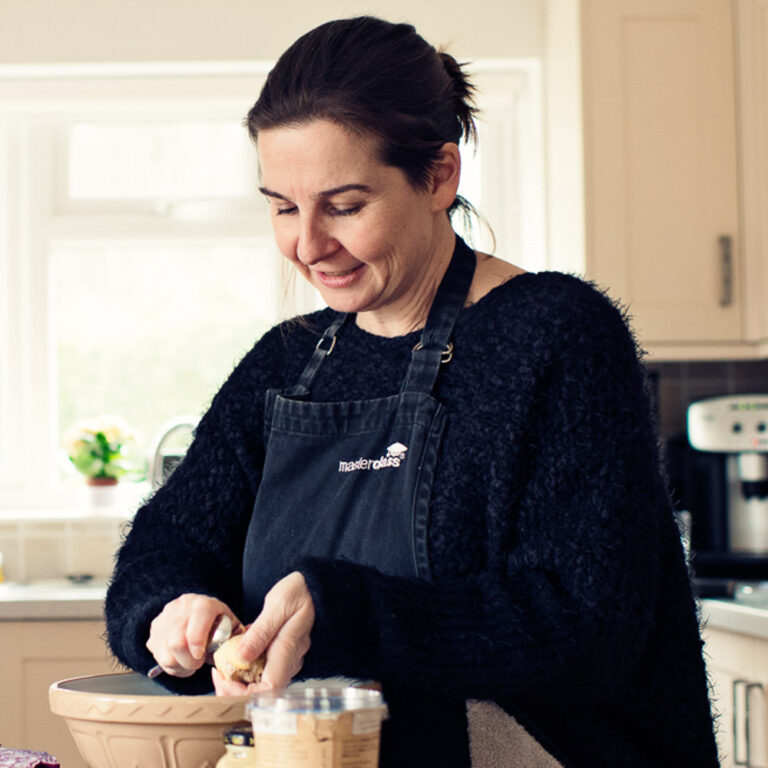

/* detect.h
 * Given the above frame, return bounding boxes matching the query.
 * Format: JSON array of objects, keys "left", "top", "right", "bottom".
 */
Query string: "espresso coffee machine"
[{"left": 684, "top": 394, "right": 768, "bottom": 580}]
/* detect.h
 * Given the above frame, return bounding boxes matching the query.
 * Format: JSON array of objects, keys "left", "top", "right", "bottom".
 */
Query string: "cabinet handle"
[
  {"left": 719, "top": 234, "right": 733, "bottom": 307},
  {"left": 733, "top": 679, "right": 765, "bottom": 767},
  {"left": 734, "top": 679, "right": 749, "bottom": 766},
  {"left": 746, "top": 682, "right": 764, "bottom": 768}
]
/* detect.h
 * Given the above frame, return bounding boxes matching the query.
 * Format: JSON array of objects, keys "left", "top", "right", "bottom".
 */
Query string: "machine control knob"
[{"left": 687, "top": 394, "right": 768, "bottom": 452}]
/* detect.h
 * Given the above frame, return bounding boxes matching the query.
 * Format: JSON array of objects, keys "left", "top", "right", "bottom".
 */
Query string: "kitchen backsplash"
[
  {"left": 0, "top": 512, "right": 129, "bottom": 584},
  {"left": 648, "top": 358, "right": 768, "bottom": 439}
]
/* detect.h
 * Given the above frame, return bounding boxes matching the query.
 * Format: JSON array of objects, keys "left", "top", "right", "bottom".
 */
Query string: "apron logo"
[{"left": 338, "top": 442, "right": 408, "bottom": 473}]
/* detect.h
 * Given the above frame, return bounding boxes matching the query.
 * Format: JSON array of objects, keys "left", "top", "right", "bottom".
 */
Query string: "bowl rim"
[{"left": 49, "top": 671, "right": 249, "bottom": 724}]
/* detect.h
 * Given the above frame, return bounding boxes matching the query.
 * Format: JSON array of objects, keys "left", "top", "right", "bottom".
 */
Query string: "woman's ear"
[{"left": 429, "top": 143, "right": 462, "bottom": 212}]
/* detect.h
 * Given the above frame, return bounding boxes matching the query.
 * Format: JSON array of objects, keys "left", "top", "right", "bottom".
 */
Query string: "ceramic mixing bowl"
[{"left": 49, "top": 671, "right": 248, "bottom": 768}]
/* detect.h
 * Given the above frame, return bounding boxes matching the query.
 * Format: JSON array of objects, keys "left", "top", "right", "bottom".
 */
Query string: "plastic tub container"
[{"left": 246, "top": 686, "right": 388, "bottom": 768}]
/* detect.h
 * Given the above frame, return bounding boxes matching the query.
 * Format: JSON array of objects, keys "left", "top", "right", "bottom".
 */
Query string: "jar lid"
[
  {"left": 223, "top": 725, "right": 254, "bottom": 746},
  {"left": 247, "top": 686, "right": 386, "bottom": 715}
]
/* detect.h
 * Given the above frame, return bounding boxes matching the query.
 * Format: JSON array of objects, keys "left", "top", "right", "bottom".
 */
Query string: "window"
[{"left": 0, "top": 61, "right": 543, "bottom": 510}]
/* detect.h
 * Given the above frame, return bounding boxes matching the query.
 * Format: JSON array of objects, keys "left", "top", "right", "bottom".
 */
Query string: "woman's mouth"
[
  {"left": 316, "top": 264, "right": 364, "bottom": 288},
  {"left": 324, "top": 269, "right": 356, "bottom": 277}
]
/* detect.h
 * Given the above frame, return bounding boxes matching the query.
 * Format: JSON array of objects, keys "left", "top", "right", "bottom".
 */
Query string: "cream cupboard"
[
  {"left": 702, "top": 602, "right": 768, "bottom": 768},
  {"left": 0, "top": 619, "right": 114, "bottom": 767},
  {"left": 580, "top": 0, "right": 768, "bottom": 360}
]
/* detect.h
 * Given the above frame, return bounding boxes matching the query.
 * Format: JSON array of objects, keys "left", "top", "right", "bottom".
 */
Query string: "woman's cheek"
[{"left": 272, "top": 223, "right": 299, "bottom": 264}]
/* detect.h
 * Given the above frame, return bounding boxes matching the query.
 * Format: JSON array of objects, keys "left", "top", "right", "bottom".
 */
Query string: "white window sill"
[{"left": 0, "top": 481, "right": 149, "bottom": 523}]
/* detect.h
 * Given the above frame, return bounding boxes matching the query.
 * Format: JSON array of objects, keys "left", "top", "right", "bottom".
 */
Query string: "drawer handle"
[
  {"left": 733, "top": 678, "right": 764, "bottom": 767},
  {"left": 734, "top": 679, "right": 748, "bottom": 766},
  {"left": 719, "top": 234, "right": 733, "bottom": 307},
  {"left": 746, "top": 682, "right": 764, "bottom": 768}
]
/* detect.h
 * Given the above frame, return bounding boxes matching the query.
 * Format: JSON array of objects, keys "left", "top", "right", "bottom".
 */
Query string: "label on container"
[
  {"left": 251, "top": 709, "right": 299, "bottom": 735},
  {"left": 251, "top": 710, "right": 382, "bottom": 768},
  {"left": 352, "top": 710, "right": 383, "bottom": 735}
]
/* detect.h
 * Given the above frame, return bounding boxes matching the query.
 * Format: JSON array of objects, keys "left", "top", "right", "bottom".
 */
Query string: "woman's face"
[{"left": 257, "top": 119, "right": 457, "bottom": 331}]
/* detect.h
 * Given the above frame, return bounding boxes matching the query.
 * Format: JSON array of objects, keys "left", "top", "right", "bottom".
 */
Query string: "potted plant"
[{"left": 63, "top": 416, "right": 142, "bottom": 505}]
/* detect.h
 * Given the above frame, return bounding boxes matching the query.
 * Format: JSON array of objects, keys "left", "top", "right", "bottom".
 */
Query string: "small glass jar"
[{"left": 216, "top": 725, "right": 257, "bottom": 768}]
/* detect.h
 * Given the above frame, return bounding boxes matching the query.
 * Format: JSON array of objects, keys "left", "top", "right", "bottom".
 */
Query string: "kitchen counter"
[
  {"left": 700, "top": 597, "right": 768, "bottom": 639},
  {"left": 0, "top": 578, "right": 107, "bottom": 620},
  {"left": 0, "top": 580, "right": 765, "bottom": 634}
]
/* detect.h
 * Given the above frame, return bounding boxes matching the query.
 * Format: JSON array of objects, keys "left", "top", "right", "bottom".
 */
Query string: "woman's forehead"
[{"left": 256, "top": 120, "right": 390, "bottom": 192}]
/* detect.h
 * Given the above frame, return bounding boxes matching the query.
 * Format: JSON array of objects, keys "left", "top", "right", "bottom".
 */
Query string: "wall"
[
  {"left": 7, "top": 2, "right": 757, "bottom": 463},
  {"left": 0, "top": 0, "right": 544, "bottom": 63}
]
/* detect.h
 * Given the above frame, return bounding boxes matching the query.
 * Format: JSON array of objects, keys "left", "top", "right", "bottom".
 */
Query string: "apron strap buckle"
[
  {"left": 413, "top": 341, "right": 454, "bottom": 364},
  {"left": 316, "top": 333, "right": 338, "bottom": 356}
]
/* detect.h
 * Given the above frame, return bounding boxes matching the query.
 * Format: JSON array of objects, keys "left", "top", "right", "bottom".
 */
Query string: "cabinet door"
[
  {"left": 705, "top": 627, "right": 746, "bottom": 768},
  {"left": 581, "top": 0, "right": 741, "bottom": 346},
  {"left": 0, "top": 620, "right": 117, "bottom": 768},
  {"left": 704, "top": 626, "right": 768, "bottom": 768},
  {"left": 736, "top": 0, "right": 768, "bottom": 348}
]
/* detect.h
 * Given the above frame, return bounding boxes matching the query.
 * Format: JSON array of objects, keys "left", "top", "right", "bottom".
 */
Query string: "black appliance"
[{"left": 665, "top": 394, "right": 768, "bottom": 584}]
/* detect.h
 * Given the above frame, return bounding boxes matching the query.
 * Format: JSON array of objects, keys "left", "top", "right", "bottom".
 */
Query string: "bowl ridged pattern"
[{"left": 49, "top": 672, "right": 248, "bottom": 768}]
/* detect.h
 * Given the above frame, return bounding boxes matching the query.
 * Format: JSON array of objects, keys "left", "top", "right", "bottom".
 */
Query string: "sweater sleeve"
[
  {"left": 104, "top": 324, "right": 296, "bottom": 693},
  {"left": 296, "top": 280, "right": 673, "bottom": 704}
]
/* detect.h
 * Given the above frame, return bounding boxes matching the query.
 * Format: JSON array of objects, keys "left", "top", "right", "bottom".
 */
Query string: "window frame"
[{"left": 0, "top": 59, "right": 544, "bottom": 513}]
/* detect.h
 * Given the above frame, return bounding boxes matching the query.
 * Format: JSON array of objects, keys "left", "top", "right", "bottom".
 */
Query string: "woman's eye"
[
  {"left": 275, "top": 206, "right": 297, "bottom": 216},
  {"left": 329, "top": 205, "right": 360, "bottom": 216}
]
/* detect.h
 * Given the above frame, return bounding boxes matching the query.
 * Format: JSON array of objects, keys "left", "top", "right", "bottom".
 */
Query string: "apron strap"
[
  {"left": 288, "top": 312, "right": 348, "bottom": 397},
  {"left": 287, "top": 235, "right": 476, "bottom": 398},
  {"left": 401, "top": 236, "right": 476, "bottom": 394}
]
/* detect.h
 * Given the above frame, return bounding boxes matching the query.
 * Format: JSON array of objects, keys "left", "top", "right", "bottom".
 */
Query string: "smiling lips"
[
  {"left": 316, "top": 263, "right": 364, "bottom": 287},
  {"left": 324, "top": 268, "right": 357, "bottom": 277}
]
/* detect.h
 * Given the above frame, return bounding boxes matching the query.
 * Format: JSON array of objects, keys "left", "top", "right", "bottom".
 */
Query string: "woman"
[{"left": 106, "top": 16, "right": 718, "bottom": 768}]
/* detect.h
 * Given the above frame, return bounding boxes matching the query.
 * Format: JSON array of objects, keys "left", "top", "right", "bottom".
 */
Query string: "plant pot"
[{"left": 84, "top": 476, "right": 119, "bottom": 508}]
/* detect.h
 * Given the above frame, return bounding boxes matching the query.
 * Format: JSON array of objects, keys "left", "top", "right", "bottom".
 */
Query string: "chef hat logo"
[{"left": 386, "top": 442, "right": 408, "bottom": 460}]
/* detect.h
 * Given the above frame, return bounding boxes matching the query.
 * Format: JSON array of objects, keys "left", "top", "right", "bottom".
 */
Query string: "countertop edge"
[
  {"left": 0, "top": 600, "right": 105, "bottom": 620},
  {"left": 699, "top": 597, "right": 768, "bottom": 639},
  {"left": 0, "top": 581, "right": 107, "bottom": 621},
  {"left": 1, "top": 591, "right": 767, "bottom": 632}
]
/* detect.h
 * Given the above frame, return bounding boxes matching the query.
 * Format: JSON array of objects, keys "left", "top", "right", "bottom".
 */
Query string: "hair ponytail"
[{"left": 438, "top": 51, "right": 478, "bottom": 148}]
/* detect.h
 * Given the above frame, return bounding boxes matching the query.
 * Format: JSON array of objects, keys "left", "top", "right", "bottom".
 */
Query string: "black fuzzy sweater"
[{"left": 106, "top": 272, "right": 718, "bottom": 767}]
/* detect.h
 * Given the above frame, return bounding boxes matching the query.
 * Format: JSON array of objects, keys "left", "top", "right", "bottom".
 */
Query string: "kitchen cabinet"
[
  {"left": 580, "top": 0, "right": 768, "bottom": 360},
  {"left": 704, "top": 623, "right": 768, "bottom": 767},
  {"left": 0, "top": 619, "right": 118, "bottom": 768},
  {"left": 736, "top": 0, "right": 768, "bottom": 354}
]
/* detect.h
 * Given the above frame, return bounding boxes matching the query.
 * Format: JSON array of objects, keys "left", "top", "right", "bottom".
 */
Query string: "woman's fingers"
[
  {"left": 236, "top": 572, "right": 315, "bottom": 692},
  {"left": 146, "top": 593, "right": 239, "bottom": 678},
  {"left": 260, "top": 614, "right": 313, "bottom": 690},
  {"left": 211, "top": 667, "right": 260, "bottom": 696},
  {"left": 185, "top": 605, "right": 220, "bottom": 660}
]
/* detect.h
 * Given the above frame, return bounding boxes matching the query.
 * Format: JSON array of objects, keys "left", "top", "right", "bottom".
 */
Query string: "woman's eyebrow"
[
  {"left": 258, "top": 183, "right": 373, "bottom": 200},
  {"left": 259, "top": 186, "right": 287, "bottom": 200},
  {"left": 317, "top": 183, "right": 373, "bottom": 197}
]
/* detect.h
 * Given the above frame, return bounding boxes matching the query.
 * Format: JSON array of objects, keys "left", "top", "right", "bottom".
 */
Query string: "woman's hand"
[
  {"left": 212, "top": 571, "right": 315, "bottom": 696},
  {"left": 146, "top": 593, "right": 239, "bottom": 678}
]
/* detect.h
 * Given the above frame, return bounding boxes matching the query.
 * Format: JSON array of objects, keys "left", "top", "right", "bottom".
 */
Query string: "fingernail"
[{"left": 191, "top": 645, "right": 205, "bottom": 659}]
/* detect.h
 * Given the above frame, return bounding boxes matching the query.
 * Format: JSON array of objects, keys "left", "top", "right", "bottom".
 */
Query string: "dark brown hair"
[{"left": 245, "top": 16, "right": 478, "bottom": 214}]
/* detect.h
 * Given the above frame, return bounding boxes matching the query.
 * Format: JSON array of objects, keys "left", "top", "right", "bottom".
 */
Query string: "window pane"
[
  {"left": 456, "top": 141, "right": 488, "bottom": 251},
  {"left": 67, "top": 121, "right": 257, "bottom": 200},
  {"left": 53, "top": 241, "right": 283, "bottom": 466}
]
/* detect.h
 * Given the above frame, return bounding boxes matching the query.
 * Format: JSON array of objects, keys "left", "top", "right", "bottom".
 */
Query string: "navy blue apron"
[{"left": 241, "top": 236, "right": 476, "bottom": 619}]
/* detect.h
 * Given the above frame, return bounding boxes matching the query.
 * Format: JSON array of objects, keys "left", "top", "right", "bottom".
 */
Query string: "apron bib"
[{"left": 242, "top": 236, "right": 475, "bottom": 618}]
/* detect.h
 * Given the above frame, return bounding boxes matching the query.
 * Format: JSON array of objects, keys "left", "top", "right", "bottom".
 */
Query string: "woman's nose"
[{"left": 296, "top": 217, "right": 335, "bottom": 265}]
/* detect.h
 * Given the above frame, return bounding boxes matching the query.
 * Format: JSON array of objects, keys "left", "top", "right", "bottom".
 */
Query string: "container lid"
[
  {"left": 247, "top": 686, "right": 386, "bottom": 715},
  {"left": 223, "top": 725, "right": 254, "bottom": 746}
]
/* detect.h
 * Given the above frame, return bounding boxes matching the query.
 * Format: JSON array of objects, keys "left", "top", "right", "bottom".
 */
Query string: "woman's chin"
[{"left": 316, "top": 287, "right": 372, "bottom": 316}]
